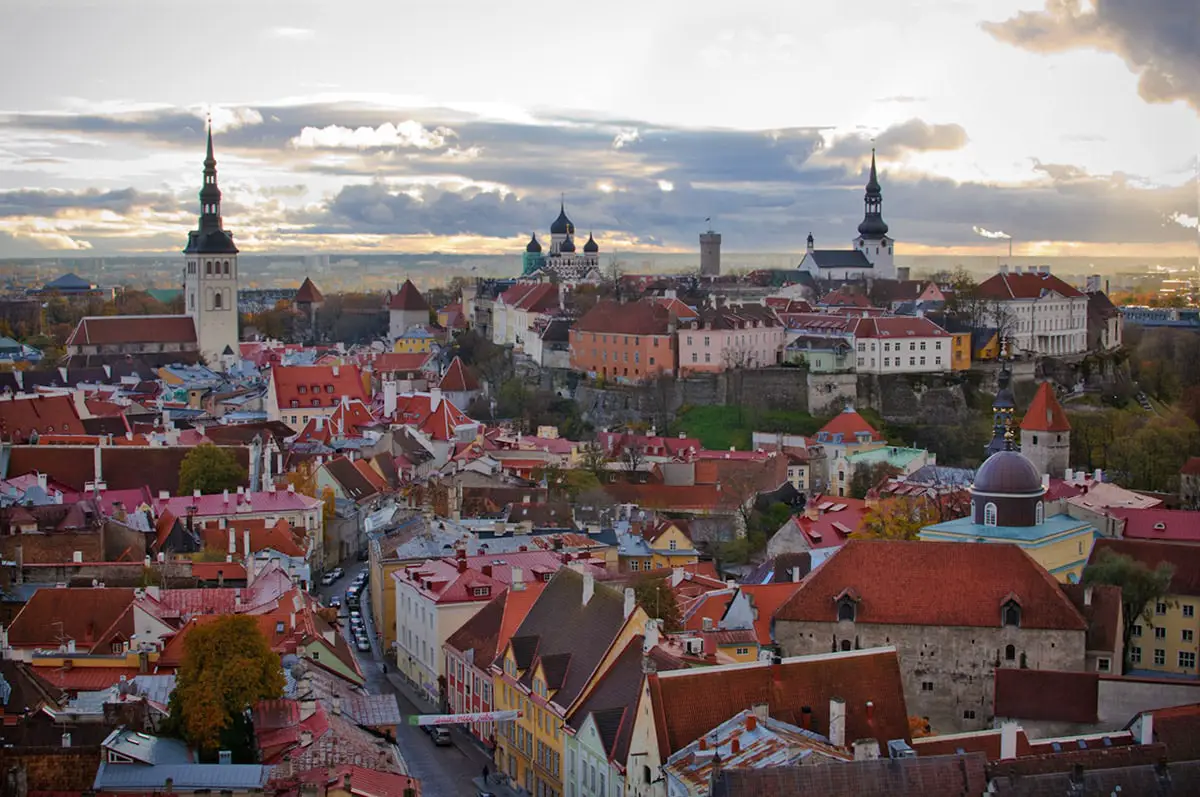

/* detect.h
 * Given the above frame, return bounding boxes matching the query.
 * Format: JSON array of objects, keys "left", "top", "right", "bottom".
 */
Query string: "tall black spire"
[
  {"left": 986, "top": 337, "right": 1017, "bottom": 457},
  {"left": 184, "top": 122, "right": 238, "bottom": 255},
  {"left": 856, "top": 148, "right": 889, "bottom": 240}
]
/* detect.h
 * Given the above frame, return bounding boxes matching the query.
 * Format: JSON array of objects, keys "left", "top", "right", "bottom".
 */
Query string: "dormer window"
[
  {"left": 472, "top": 586, "right": 490, "bottom": 598},
  {"left": 1002, "top": 600, "right": 1021, "bottom": 628},
  {"left": 837, "top": 596, "right": 857, "bottom": 623}
]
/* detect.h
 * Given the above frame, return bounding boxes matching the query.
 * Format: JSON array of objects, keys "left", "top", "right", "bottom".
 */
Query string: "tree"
[
  {"left": 908, "top": 715, "right": 934, "bottom": 738},
  {"left": 579, "top": 442, "right": 611, "bottom": 481},
  {"left": 1082, "top": 548, "right": 1174, "bottom": 674},
  {"left": 848, "top": 462, "right": 902, "bottom": 500},
  {"left": 621, "top": 443, "right": 647, "bottom": 476},
  {"left": 632, "top": 574, "right": 681, "bottom": 631},
  {"left": 166, "top": 615, "right": 285, "bottom": 756},
  {"left": 854, "top": 496, "right": 940, "bottom": 541},
  {"left": 178, "top": 444, "right": 248, "bottom": 495}
]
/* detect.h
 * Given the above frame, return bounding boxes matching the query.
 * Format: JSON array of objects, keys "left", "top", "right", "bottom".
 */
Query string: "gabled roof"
[
  {"left": 714, "top": 753, "right": 988, "bottom": 797},
  {"left": 815, "top": 407, "right": 882, "bottom": 443},
  {"left": 1109, "top": 508, "right": 1200, "bottom": 542},
  {"left": 646, "top": 647, "right": 910, "bottom": 757},
  {"left": 1089, "top": 538, "right": 1200, "bottom": 597},
  {"left": 387, "top": 279, "right": 429, "bottom": 311},
  {"left": 0, "top": 394, "right": 87, "bottom": 442},
  {"left": 270, "top": 365, "right": 367, "bottom": 412},
  {"left": 775, "top": 540, "right": 1088, "bottom": 630},
  {"left": 323, "top": 456, "right": 380, "bottom": 502},
  {"left": 8, "top": 587, "right": 137, "bottom": 650},
  {"left": 1061, "top": 583, "right": 1122, "bottom": 653},
  {"left": 576, "top": 300, "right": 672, "bottom": 336},
  {"left": 439, "top": 356, "right": 480, "bottom": 392},
  {"left": 1182, "top": 456, "right": 1200, "bottom": 477},
  {"left": 66, "top": 315, "right": 197, "bottom": 346},
  {"left": 1020, "top": 382, "right": 1070, "bottom": 432},
  {"left": 977, "top": 271, "right": 1085, "bottom": 300},
  {"left": 499, "top": 282, "right": 560, "bottom": 313},
  {"left": 294, "top": 277, "right": 324, "bottom": 304},
  {"left": 806, "top": 249, "right": 873, "bottom": 269},
  {"left": 370, "top": 351, "right": 435, "bottom": 375}
]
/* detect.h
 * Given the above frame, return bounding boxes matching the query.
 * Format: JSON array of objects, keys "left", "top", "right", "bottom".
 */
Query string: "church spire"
[
  {"left": 986, "top": 337, "right": 1017, "bottom": 457},
  {"left": 198, "top": 119, "right": 223, "bottom": 233},
  {"left": 857, "top": 147, "right": 889, "bottom": 240}
]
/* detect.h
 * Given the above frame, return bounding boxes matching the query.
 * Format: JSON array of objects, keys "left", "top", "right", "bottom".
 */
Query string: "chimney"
[
  {"left": 193, "top": 488, "right": 201, "bottom": 498},
  {"left": 430, "top": 387, "right": 443, "bottom": 411},
  {"left": 624, "top": 587, "right": 636, "bottom": 619},
  {"left": 1042, "top": 473, "right": 1050, "bottom": 489},
  {"left": 218, "top": 750, "right": 232, "bottom": 765},
  {"left": 1138, "top": 713, "right": 1155, "bottom": 745},
  {"left": 745, "top": 713, "right": 757, "bottom": 731},
  {"left": 61, "top": 732, "right": 71, "bottom": 748},
  {"left": 332, "top": 696, "right": 341, "bottom": 716},
  {"left": 299, "top": 698, "right": 316, "bottom": 721},
  {"left": 582, "top": 571, "right": 595, "bottom": 606},
  {"left": 36, "top": 472, "right": 46, "bottom": 490},
  {"left": 457, "top": 558, "right": 467, "bottom": 573},
  {"left": 1064, "top": 467, "right": 1073, "bottom": 481},
  {"left": 300, "top": 729, "right": 313, "bottom": 747},
  {"left": 1084, "top": 586, "right": 1093, "bottom": 607},
  {"left": 223, "top": 488, "right": 229, "bottom": 503},
  {"left": 643, "top": 618, "right": 661, "bottom": 653},
  {"left": 671, "top": 566, "right": 684, "bottom": 587},
  {"left": 228, "top": 528, "right": 236, "bottom": 554},
  {"left": 1094, "top": 468, "right": 1103, "bottom": 482},
  {"left": 791, "top": 566, "right": 801, "bottom": 583},
  {"left": 801, "top": 705, "right": 812, "bottom": 731},
  {"left": 244, "top": 529, "right": 251, "bottom": 556},
  {"left": 1000, "top": 721, "right": 1019, "bottom": 760},
  {"left": 853, "top": 739, "right": 881, "bottom": 760},
  {"left": 512, "top": 567, "right": 524, "bottom": 591},
  {"left": 383, "top": 380, "right": 398, "bottom": 417},
  {"left": 332, "top": 365, "right": 339, "bottom": 377},
  {"left": 829, "top": 698, "right": 846, "bottom": 747},
  {"left": 482, "top": 564, "right": 493, "bottom": 577}
]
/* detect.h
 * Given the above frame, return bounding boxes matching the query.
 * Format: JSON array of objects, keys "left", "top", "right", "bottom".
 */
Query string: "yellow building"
[
  {"left": 1092, "top": 539, "right": 1200, "bottom": 677},
  {"left": 393, "top": 325, "right": 439, "bottom": 353},
  {"left": 618, "top": 519, "right": 700, "bottom": 574},
  {"left": 950, "top": 331, "right": 972, "bottom": 370},
  {"left": 973, "top": 329, "right": 1002, "bottom": 361},
  {"left": 492, "top": 569, "right": 647, "bottom": 797}
]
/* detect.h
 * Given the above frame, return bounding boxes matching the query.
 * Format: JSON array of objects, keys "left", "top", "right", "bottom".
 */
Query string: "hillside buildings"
[{"left": 977, "top": 267, "right": 1089, "bottom": 356}]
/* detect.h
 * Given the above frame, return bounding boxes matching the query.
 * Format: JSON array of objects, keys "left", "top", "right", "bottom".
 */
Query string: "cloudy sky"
[{"left": 0, "top": 0, "right": 1196, "bottom": 258}]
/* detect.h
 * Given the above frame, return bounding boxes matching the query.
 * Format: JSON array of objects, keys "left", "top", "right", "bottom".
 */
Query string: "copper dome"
[{"left": 973, "top": 450, "right": 1043, "bottom": 495}]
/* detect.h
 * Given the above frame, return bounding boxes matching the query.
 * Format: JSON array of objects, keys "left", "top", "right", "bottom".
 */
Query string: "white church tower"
[
  {"left": 183, "top": 124, "right": 240, "bottom": 369},
  {"left": 852, "top": 149, "right": 896, "bottom": 280}
]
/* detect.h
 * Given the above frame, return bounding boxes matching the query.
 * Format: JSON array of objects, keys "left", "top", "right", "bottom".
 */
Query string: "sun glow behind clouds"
[{"left": 291, "top": 121, "right": 456, "bottom": 150}]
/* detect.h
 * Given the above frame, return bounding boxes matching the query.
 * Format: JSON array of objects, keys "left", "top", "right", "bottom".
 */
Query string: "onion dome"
[
  {"left": 973, "top": 450, "right": 1043, "bottom": 496},
  {"left": 559, "top": 236, "right": 576, "bottom": 253},
  {"left": 583, "top": 232, "right": 598, "bottom": 253},
  {"left": 550, "top": 202, "right": 574, "bottom": 235},
  {"left": 526, "top": 233, "right": 542, "bottom": 253},
  {"left": 857, "top": 148, "right": 889, "bottom": 239}
]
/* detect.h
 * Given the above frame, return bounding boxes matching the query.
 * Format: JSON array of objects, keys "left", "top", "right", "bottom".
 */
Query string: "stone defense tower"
[
  {"left": 1020, "top": 381, "right": 1072, "bottom": 479},
  {"left": 700, "top": 224, "right": 721, "bottom": 276},
  {"left": 183, "top": 124, "right": 240, "bottom": 369}
]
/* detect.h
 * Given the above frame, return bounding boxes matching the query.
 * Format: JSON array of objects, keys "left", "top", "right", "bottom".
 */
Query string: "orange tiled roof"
[{"left": 1020, "top": 382, "right": 1071, "bottom": 433}]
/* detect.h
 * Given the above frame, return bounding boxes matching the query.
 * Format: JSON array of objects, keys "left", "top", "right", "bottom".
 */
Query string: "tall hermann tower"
[{"left": 183, "top": 123, "right": 240, "bottom": 369}]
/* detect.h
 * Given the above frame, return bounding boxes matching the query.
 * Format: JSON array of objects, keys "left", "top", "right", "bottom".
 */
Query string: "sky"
[{"left": 0, "top": 0, "right": 1196, "bottom": 259}]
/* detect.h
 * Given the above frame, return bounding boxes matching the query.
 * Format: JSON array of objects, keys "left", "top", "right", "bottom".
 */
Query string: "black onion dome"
[
  {"left": 583, "top": 232, "right": 598, "bottom": 253},
  {"left": 526, "top": 233, "right": 542, "bottom": 253},
  {"left": 857, "top": 215, "right": 889, "bottom": 237},
  {"left": 559, "top": 236, "right": 576, "bottom": 253},
  {"left": 973, "top": 451, "right": 1043, "bottom": 495},
  {"left": 550, "top": 204, "right": 574, "bottom": 235}
]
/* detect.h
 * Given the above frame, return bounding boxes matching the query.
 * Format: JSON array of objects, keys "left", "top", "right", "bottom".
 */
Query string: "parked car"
[
  {"left": 355, "top": 636, "right": 371, "bottom": 652},
  {"left": 320, "top": 572, "right": 337, "bottom": 586},
  {"left": 430, "top": 727, "right": 452, "bottom": 746},
  {"left": 329, "top": 596, "right": 342, "bottom": 609},
  {"left": 330, "top": 567, "right": 345, "bottom": 580}
]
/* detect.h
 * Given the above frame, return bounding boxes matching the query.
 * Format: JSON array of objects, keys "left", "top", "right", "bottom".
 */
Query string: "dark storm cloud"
[
  {"left": 0, "top": 103, "right": 1193, "bottom": 252},
  {"left": 0, "top": 187, "right": 180, "bottom": 217},
  {"left": 983, "top": 0, "right": 1200, "bottom": 112}
]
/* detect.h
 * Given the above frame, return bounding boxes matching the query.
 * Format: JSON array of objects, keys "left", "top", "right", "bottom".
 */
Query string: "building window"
[
  {"left": 1005, "top": 644, "right": 1016, "bottom": 661},
  {"left": 1154, "top": 649, "right": 1166, "bottom": 666},
  {"left": 1155, "top": 627, "right": 1166, "bottom": 640},
  {"left": 1185, "top": 629, "right": 1195, "bottom": 643},
  {"left": 919, "top": 356, "right": 925, "bottom": 365},
  {"left": 1035, "top": 502, "right": 1044, "bottom": 524},
  {"left": 1184, "top": 605, "right": 1194, "bottom": 618},
  {"left": 837, "top": 597, "right": 856, "bottom": 622},
  {"left": 668, "top": 540, "right": 677, "bottom": 550},
  {"left": 704, "top": 336, "right": 710, "bottom": 347},
  {"left": 840, "top": 639, "right": 852, "bottom": 651},
  {"left": 909, "top": 357, "right": 915, "bottom": 366},
  {"left": 214, "top": 292, "right": 223, "bottom": 309},
  {"left": 920, "top": 341, "right": 926, "bottom": 350},
  {"left": 1156, "top": 602, "right": 1168, "bottom": 615},
  {"left": 687, "top": 336, "right": 692, "bottom": 346},
  {"left": 1002, "top": 600, "right": 1021, "bottom": 628},
  {"left": 921, "top": 681, "right": 933, "bottom": 692},
  {"left": 735, "top": 647, "right": 749, "bottom": 656},
  {"left": 983, "top": 502, "right": 998, "bottom": 527},
  {"left": 884, "top": 357, "right": 890, "bottom": 367},
  {"left": 963, "top": 710, "right": 976, "bottom": 720},
  {"left": 1130, "top": 646, "right": 1141, "bottom": 664},
  {"left": 1132, "top": 624, "right": 1143, "bottom": 637},
  {"left": 1181, "top": 651, "right": 1196, "bottom": 670},
  {"left": 1098, "top": 658, "right": 1111, "bottom": 672},
  {"left": 630, "top": 560, "right": 639, "bottom": 572}
]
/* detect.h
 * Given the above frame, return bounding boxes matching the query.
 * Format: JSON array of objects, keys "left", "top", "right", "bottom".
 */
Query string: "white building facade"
[
  {"left": 977, "top": 267, "right": 1089, "bottom": 356},
  {"left": 797, "top": 150, "right": 897, "bottom": 282}
]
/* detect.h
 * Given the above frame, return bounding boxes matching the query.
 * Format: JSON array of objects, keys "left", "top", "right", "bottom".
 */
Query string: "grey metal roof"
[
  {"left": 93, "top": 762, "right": 269, "bottom": 790},
  {"left": 103, "top": 729, "right": 192, "bottom": 765},
  {"left": 806, "top": 249, "right": 872, "bottom": 269}
]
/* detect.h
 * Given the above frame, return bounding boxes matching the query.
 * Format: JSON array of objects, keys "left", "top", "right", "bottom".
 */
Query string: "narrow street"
[{"left": 316, "top": 562, "right": 500, "bottom": 797}]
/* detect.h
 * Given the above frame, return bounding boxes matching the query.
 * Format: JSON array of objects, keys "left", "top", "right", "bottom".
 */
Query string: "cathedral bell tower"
[
  {"left": 183, "top": 123, "right": 240, "bottom": 369},
  {"left": 853, "top": 149, "right": 896, "bottom": 279}
]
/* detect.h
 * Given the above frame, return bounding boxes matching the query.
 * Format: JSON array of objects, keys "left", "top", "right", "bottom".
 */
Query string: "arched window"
[
  {"left": 970, "top": 500, "right": 976, "bottom": 518},
  {"left": 840, "top": 640, "right": 852, "bottom": 651},
  {"left": 1005, "top": 644, "right": 1016, "bottom": 661},
  {"left": 223, "top": 260, "right": 230, "bottom": 275},
  {"left": 837, "top": 598, "right": 856, "bottom": 623},
  {"left": 1035, "top": 501, "right": 1045, "bottom": 525},
  {"left": 205, "top": 261, "right": 212, "bottom": 275},
  {"left": 1003, "top": 601, "right": 1021, "bottom": 628},
  {"left": 214, "top": 292, "right": 222, "bottom": 310},
  {"left": 642, "top": 765, "right": 651, "bottom": 784},
  {"left": 984, "top": 502, "right": 998, "bottom": 527}
]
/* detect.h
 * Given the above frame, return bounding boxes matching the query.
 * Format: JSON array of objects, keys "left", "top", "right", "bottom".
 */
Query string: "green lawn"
[{"left": 672, "top": 405, "right": 827, "bottom": 451}]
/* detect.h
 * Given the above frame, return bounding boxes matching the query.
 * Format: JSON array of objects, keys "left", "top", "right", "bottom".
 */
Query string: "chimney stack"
[
  {"left": 624, "top": 587, "right": 636, "bottom": 619},
  {"left": 829, "top": 698, "right": 846, "bottom": 747},
  {"left": 1138, "top": 713, "right": 1155, "bottom": 746},
  {"left": 512, "top": 567, "right": 524, "bottom": 591},
  {"left": 1000, "top": 722, "right": 1019, "bottom": 760},
  {"left": 582, "top": 571, "right": 595, "bottom": 606}
]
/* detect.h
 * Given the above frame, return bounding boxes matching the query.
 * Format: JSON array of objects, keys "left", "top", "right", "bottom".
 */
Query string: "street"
[{"left": 316, "top": 562, "right": 493, "bottom": 797}]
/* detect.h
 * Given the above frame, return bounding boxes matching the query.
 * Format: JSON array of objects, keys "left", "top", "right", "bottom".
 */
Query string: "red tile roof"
[
  {"left": 1109, "top": 508, "right": 1200, "bottom": 542},
  {"left": 1138, "top": 702, "right": 1200, "bottom": 762},
  {"left": 1020, "top": 382, "right": 1071, "bottom": 432},
  {"left": 439, "top": 356, "right": 480, "bottom": 392},
  {"left": 294, "top": 277, "right": 324, "bottom": 304},
  {"left": 852, "top": 316, "right": 951, "bottom": 339},
  {"left": 741, "top": 583, "right": 803, "bottom": 645},
  {"left": 977, "top": 271, "right": 1085, "bottom": 300},
  {"left": 781, "top": 498, "right": 869, "bottom": 548},
  {"left": 270, "top": 365, "right": 367, "bottom": 413},
  {"left": 369, "top": 351, "right": 435, "bottom": 375},
  {"left": 0, "top": 395, "right": 87, "bottom": 443},
  {"left": 32, "top": 666, "right": 140, "bottom": 690},
  {"left": 1090, "top": 538, "right": 1200, "bottom": 596},
  {"left": 65, "top": 315, "right": 197, "bottom": 346},
  {"left": 199, "top": 517, "right": 306, "bottom": 558},
  {"left": 499, "top": 282, "right": 559, "bottom": 312},
  {"left": 576, "top": 300, "right": 672, "bottom": 335},
  {"left": 646, "top": 648, "right": 910, "bottom": 756},
  {"left": 775, "top": 540, "right": 1088, "bottom": 630},
  {"left": 387, "top": 279, "right": 429, "bottom": 311},
  {"left": 1182, "top": 456, "right": 1200, "bottom": 477},
  {"left": 993, "top": 668, "right": 1099, "bottom": 723},
  {"left": 8, "top": 587, "right": 137, "bottom": 650},
  {"left": 604, "top": 483, "right": 742, "bottom": 512},
  {"left": 402, "top": 394, "right": 471, "bottom": 441},
  {"left": 191, "top": 561, "right": 248, "bottom": 583},
  {"left": 816, "top": 408, "right": 882, "bottom": 443}
]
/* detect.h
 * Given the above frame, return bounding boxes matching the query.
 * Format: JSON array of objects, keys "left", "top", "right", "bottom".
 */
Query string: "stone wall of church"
[{"left": 774, "top": 619, "right": 1087, "bottom": 734}]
